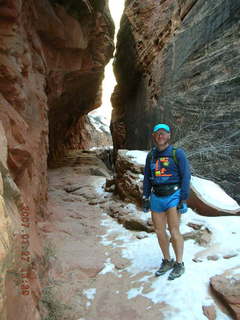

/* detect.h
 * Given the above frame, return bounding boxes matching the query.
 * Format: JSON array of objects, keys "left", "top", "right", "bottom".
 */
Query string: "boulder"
[
  {"left": 183, "top": 228, "right": 212, "bottom": 247},
  {"left": 114, "top": 149, "right": 146, "bottom": 206},
  {"left": 188, "top": 176, "right": 240, "bottom": 216},
  {"left": 210, "top": 269, "right": 240, "bottom": 320},
  {"left": 108, "top": 202, "right": 154, "bottom": 233},
  {"left": 202, "top": 305, "right": 217, "bottom": 320}
]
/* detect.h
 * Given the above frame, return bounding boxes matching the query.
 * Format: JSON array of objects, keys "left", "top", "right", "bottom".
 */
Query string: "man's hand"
[
  {"left": 142, "top": 197, "right": 150, "bottom": 212},
  {"left": 177, "top": 200, "right": 188, "bottom": 214}
]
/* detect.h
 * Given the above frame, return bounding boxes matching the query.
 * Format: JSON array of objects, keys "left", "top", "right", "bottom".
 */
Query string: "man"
[{"left": 142, "top": 123, "right": 191, "bottom": 280}]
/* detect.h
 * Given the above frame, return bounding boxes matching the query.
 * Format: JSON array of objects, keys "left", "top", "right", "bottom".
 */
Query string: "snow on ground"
[
  {"left": 99, "top": 208, "right": 240, "bottom": 320},
  {"left": 122, "top": 209, "right": 240, "bottom": 319},
  {"left": 99, "top": 257, "right": 122, "bottom": 278},
  {"left": 125, "top": 202, "right": 149, "bottom": 221},
  {"left": 191, "top": 176, "right": 240, "bottom": 212},
  {"left": 83, "top": 288, "right": 96, "bottom": 300},
  {"left": 94, "top": 177, "right": 114, "bottom": 196},
  {"left": 100, "top": 212, "right": 133, "bottom": 246},
  {"left": 126, "top": 150, "right": 148, "bottom": 166},
  {"left": 83, "top": 288, "right": 96, "bottom": 308},
  {"left": 90, "top": 146, "right": 113, "bottom": 151}
]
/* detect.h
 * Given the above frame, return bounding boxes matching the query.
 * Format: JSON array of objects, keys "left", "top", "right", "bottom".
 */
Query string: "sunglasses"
[{"left": 153, "top": 131, "right": 170, "bottom": 137}]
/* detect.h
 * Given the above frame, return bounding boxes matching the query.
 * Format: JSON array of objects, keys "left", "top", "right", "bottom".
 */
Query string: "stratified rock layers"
[
  {"left": 0, "top": 0, "right": 113, "bottom": 319},
  {"left": 112, "top": 0, "right": 240, "bottom": 201},
  {"left": 45, "top": 0, "right": 114, "bottom": 161}
]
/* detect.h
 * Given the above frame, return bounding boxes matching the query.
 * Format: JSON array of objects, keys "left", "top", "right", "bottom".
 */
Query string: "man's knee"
[
  {"left": 169, "top": 227, "right": 182, "bottom": 240},
  {"left": 155, "top": 226, "right": 167, "bottom": 237}
]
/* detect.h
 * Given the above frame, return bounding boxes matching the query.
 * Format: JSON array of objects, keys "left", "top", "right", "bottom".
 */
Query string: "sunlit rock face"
[
  {"left": 111, "top": 0, "right": 240, "bottom": 202},
  {"left": 65, "top": 114, "right": 112, "bottom": 150}
]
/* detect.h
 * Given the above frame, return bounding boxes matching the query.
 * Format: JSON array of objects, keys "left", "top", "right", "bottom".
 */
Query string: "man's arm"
[
  {"left": 143, "top": 153, "right": 152, "bottom": 198},
  {"left": 176, "top": 149, "right": 191, "bottom": 201}
]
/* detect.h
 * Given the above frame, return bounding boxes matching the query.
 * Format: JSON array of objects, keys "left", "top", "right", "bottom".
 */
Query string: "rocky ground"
[{"left": 38, "top": 150, "right": 240, "bottom": 320}]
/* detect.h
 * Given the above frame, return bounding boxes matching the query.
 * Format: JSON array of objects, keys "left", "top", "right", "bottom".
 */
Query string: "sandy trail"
[{"left": 39, "top": 151, "right": 164, "bottom": 320}]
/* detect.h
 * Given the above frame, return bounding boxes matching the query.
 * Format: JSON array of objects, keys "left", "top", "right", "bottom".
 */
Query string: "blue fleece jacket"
[{"left": 143, "top": 145, "right": 191, "bottom": 200}]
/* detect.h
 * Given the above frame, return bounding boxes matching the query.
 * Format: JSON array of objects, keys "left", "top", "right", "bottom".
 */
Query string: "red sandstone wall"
[{"left": 0, "top": 0, "right": 114, "bottom": 318}]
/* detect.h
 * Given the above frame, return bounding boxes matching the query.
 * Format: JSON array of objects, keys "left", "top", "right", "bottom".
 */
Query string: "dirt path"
[{"left": 38, "top": 151, "right": 163, "bottom": 320}]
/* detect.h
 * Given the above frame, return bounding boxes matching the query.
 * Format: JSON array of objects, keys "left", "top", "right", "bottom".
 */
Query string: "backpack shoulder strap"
[
  {"left": 149, "top": 147, "right": 177, "bottom": 163},
  {"left": 148, "top": 147, "right": 155, "bottom": 162},
  {"left": 172, "top": 146, "right": 178, "bottom": 166}
]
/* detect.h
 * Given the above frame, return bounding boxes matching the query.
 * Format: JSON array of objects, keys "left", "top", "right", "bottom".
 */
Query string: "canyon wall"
[
  {"left": 45, "top": 0, "right": 114, "bottom": 161},
  {"left": 0, "top": 0, "right": 113, "bottom": 318},
  {"left": 111, "top": 0, "right": 240, "bottom": 201},
  {"left": 64, "top": 114, "right": 113, "bottom": 151}
]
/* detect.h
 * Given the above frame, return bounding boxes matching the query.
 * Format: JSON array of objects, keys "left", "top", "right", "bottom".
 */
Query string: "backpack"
[{"left": 148, "top": 146, "right": 179, "bottom": 166}]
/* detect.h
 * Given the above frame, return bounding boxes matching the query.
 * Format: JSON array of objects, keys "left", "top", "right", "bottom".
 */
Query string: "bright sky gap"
[{"left": 89, "top": 0, "right": 125, "bottom": 125}]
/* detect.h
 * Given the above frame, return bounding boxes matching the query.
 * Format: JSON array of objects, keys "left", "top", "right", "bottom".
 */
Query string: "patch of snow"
[
  {"left": 191, "top": 176, "right": 240, "bottom": 211},
  {"left": 95, "top": 181, "right": 112, "bottom": 197},
  {"left": 124, "top": 202, "right": 149, "bottom": 221},
  {"left": 95, "top": 184, "right": 105, "bottom": 194},
  {"left": 90, "top": 146, "right": 113, "bottom": 151},
  {"left": 100, "top": 215, "right": 133, "bottom": 247},
  {"left": 128, "top": 286, "right": 143, "bottom": 299},
  {"left": 137, "top": 274, "right": 152, "bottom": 283},
  {"left": 125, "top": 203, "right": 138, "bottom": 211},
  {"left": 226, "top": 269, "right": 240, "bottom": 279},
  {"left": 98, "top": 257, "right": 123, "bottom": 278},
  {"left": 138, "top": 210, "right": 151, "bottom": 221},
  {"left": 215, "top": 310, "right": 231, "bottom": 320},
  {"left": 181, "top": 209, "right": 240, "bottom": 254},
  {"left": 83, "top": 288, "right": 96, "bottom": 307},
  {"left": 231, "top": 269, "right": 240, "bottom": 275},
  {"left": 126, "top": 150, "right": 148, "bottom": 166},
  {"left": 202, "top": 298, "right": 214, "bottom": 307},
  {"left": 88, "top": 114, "right": 110, "bottom": 134},
  {"left": 99, "top": 258, "right": 115, "bottom": 274}
]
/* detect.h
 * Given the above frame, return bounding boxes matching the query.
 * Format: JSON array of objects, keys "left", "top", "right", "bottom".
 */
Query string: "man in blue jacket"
[{"left": 143, "top": 123, "right": 191, "bottom": 280}]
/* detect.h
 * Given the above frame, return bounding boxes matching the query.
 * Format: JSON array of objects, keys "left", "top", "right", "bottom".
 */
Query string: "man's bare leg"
[
  {"left": 166, "top": 207, "right": 183, "bottom": 263},
  {"left": 151, "top": 211, "right": 170, "bottom": 260}
]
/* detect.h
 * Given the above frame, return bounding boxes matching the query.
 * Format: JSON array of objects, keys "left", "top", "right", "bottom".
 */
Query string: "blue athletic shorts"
[{"left": 150, "top": 189, "right": 181, "bottom": 213}]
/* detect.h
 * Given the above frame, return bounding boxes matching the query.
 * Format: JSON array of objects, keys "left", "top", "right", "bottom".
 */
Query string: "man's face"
[{"left": 152, "top": 129, "right": 170, "bottom": 146}]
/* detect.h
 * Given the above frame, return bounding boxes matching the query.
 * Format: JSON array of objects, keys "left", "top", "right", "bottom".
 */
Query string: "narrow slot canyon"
[{"left": 0, "top": 1, "right": 240, "bottom": 320}]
